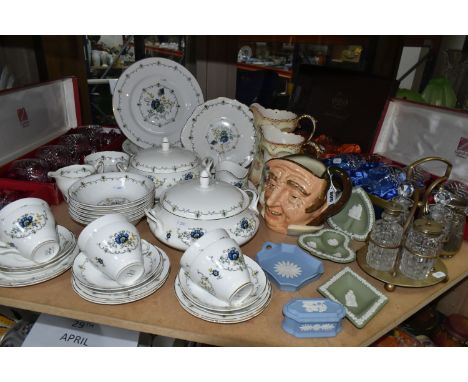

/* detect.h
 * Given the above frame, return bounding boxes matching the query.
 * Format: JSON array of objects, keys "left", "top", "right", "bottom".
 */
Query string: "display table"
[{"left": 0, "top": 203, "right": 467, "bottom": 346}]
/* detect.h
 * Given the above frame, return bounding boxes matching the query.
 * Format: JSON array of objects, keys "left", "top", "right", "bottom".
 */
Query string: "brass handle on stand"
[{"left": 406, "top": 156, "right": 452, "bottom": 182}]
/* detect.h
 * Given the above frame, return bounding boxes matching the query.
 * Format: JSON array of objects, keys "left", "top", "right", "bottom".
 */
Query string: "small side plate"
[
  {"left": 318, "top": 266, "right": 388, "bottom": 328},
  {"left": 327, "top": 187, "right": 375, "bottom": 241},
  {"left": 298, "top": 229, "right": 356, "bottom": 263},
  {"left": 256, "top": 242, "right": 324, "bottom": 292}
]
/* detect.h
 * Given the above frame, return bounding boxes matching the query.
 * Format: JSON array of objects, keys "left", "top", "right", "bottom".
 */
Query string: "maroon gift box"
[
  {"left": 0, "top": 77, "right": 124, "bottom": 205},
  {"left": 370, "top": 98, "right": 468, "bottom": 239},
  {"left": 371, "top": 98, "right": 468, "bottom": 185}
]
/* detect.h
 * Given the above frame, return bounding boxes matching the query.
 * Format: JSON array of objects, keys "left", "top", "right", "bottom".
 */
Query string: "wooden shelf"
[
  {"left": 237, "top": 63, "right": 293, "bottom": 79},
  {"left": 144, "top": 46, "right": 184, "bottom": 57},
  {"left": 239, "top": 35, "right": 370, "bottom": 46},
  {"left": 1, "top": 202, "right": 467, "bottom": 346}
]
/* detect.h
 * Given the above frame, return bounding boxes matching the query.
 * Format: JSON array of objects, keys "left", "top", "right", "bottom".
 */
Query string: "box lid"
[
  {"left": 0, "top": 77, "right": 81, "bottom": 166},
  {"left": 283, "top": 298, "right": 345, "bottom": 323},
  {"left": 371, "top": 99, "right": 468, "bottom": 184}
]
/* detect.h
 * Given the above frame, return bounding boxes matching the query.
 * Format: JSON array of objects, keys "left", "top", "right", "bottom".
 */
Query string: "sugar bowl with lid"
[
  {"left": 145, "top": 170, "right": 260, "bottom": 250},
  {"left": 126, "top": 137, "right": 203, "bottom": 198}
]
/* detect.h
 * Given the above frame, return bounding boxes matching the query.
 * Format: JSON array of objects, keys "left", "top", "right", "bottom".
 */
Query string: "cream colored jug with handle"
[{"left": 250, "top": 103, "right": 317, "bottom": 133}]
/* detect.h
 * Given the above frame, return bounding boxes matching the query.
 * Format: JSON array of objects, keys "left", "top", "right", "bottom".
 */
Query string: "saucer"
[
  {"left": 0, "top": 240, "right": 79, "bottom": 287},
  {"left": 174, "top": 276, "right": 272, "bottom": 323},
  {"left": 0, "top": 225, "right": 75, "bottom": 271},
  {"left": 72, "top": 250, "right": 170, "bottom": 304},
  {"left": 72, "top": 240, "right": 163, "bottom": 291},
  {"left": 178, "top": 256, "right": 267, "bottom": 312}
]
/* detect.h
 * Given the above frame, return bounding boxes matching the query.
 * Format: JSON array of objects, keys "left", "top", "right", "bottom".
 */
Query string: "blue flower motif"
[
  {"left": 211, "top": 269, "right": 219, "bottom": 277},
  {"left": 19, "top": 215, "right": 34, "bottom": 228},
  {"left": 115, "top": 231, "right": 129, "bottom": 244},
  {"left": 220, "top": 131, "right": 229, "bottom": 143},
  {"left": 240, "top": 218, "right": 249, "bottom": 230},
  {"left": 234, "top": 181, "right": 243, "bottom": 188},
  {"left": 184, "top": 172, "right": 193, "bottom": 180},
  {"left": 166, "top": 231, "right": 171, "bottom": 239},
  {"left": 151, "top": 99, "right": 161, "bottom": 110},
  {"left": 190, "top": 229, "right": 204, "bottom": 239},
  {"left": 228, "top": 248, "right": 240, "bottom": 261}
]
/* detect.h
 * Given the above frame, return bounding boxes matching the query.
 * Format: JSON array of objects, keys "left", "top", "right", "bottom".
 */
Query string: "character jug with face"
[{"left": 262, "top": 154, "right": 352, "bottom": 235}]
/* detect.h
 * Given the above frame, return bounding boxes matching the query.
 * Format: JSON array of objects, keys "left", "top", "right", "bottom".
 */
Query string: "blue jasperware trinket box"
[
  {"left": 256, "top": 242, "right": 324, "bottom": 292},
  {"left": 282, "top": 298, "right": 346, "bottom": 338}
]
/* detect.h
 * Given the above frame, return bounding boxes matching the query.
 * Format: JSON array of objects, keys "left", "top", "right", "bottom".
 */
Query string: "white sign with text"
[{"left": 22, "top": 314, "right": 139, "bottom": 347}]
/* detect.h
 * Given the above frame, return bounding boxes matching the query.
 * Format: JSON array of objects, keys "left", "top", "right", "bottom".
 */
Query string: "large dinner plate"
[
  {"left": 180, "top": 97, "right": 257, "bottom": 166},
  {"left": 112, "top": 57, "right": 204, "bottom": 148}
]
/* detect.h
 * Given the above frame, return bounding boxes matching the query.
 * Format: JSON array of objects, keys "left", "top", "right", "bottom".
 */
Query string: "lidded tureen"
[
  {"left": 127, "top": 137, "right": 202, "bottom": 198},
  {"left": 145, "top": 170, "right": 260, "bottom": 250}
]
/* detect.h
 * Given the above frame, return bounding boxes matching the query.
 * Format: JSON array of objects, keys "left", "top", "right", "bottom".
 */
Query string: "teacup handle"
[
  {"left": 95, "top": 160, "right": 104, "bottom": 174},
  {"left": 244, "top": 189, "right": 259, "bottom": 214},
  {"left": 116, "top": 162, "right": 128, "bottom": 172},
  {"left": 297, "top": 115, "right": 317, "bottom": 143},
  {"left": 313, "top": 167, "right": 352, "bottom": 225}
]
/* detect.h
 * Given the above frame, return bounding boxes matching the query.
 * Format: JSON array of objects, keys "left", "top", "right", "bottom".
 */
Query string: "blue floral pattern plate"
[
  {"left": 180, "top": 97, "right": 257, "bottom": 166},
  {"left": 256, "top": 242, "right": 324, "bottom": 291},
  {"left": 112, "top": 57, "right": 204, "bottom": 148}
]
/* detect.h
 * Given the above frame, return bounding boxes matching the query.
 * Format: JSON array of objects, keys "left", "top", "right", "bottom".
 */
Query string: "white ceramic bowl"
[{"left": 68, "top": 172, "right": 155, "bottom": 207}]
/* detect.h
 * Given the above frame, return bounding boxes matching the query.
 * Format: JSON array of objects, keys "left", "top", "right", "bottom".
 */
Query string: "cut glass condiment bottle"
[
  {"left": 392, "top": 182, "right": 415, "bottom": 226},
  {"left": 441, "top": 200, "right": 468, "bottom": 257},
  {"left": 366, "top": 203, "right": 404, "bottom": 272},
  {"left": 399, "top": 218, "right": 443, "bottom": 280}
]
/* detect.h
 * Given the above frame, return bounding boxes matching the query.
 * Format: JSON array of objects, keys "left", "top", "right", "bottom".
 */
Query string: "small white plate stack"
[
  {"left": 174, "top": 256, "right": 272, "bottom": 324},
  {"left": 71, "top": 240, "right": 170, "bottom": 304},
  {"left": 0, "top": 226, "right": 79, "bottom": 287},
  {"left": 67, "top": 172, "right": 155, "bottom": 225}
]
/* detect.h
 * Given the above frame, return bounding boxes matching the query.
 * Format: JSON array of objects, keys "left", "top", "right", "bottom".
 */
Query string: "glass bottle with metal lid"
[
  {"left": 441, "top": 199, "right": 468, "bottom": 257},
  {"left": 399, "top": 218, "right": 444, "bottom": 280},
  {"left": 366, "top": 202, "right": 404, "bottom": 272}
]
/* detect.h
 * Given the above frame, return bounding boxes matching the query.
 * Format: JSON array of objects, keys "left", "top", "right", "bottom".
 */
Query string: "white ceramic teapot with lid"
[
  {"left": 145, "top": 169, "right": 260, "bottom": 250},
  {"left": 127, "top": 137, "right": 203, "bottom": 198}
]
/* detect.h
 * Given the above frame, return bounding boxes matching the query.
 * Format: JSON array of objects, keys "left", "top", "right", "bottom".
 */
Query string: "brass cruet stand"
[{"left": 357, "top": 157, "right": 452, "bottom": 292}]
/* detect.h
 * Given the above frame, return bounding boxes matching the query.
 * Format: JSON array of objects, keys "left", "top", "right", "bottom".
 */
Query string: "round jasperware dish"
[{"left": 145, "top": 170, "right": 260, "bottom": 250}]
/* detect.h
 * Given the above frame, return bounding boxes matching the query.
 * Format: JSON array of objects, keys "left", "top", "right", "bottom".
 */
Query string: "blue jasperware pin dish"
[{"left": 255, "top": 242, "right": 324, "bottom": 292}]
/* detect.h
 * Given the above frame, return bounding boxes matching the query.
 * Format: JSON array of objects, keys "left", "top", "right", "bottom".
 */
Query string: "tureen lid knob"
[
  {"left": 162, "top": 137, "right": 170, "bottom": 152},
  {"left": 200, "top": 169, "right": 210, "bottom": 188}
]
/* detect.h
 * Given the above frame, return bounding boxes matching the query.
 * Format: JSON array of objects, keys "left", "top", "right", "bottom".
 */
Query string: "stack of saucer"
[
  {"left": 67, "top": 172, "right": 155, "bottom": 225},
  {"left": 0, "top": 225, "right": 79, "bottom": 287},
  {"left": 174, "top": 229, "right": 271, "bottom": 323},
  {"left": 175, "top": 257, "right": 271, "bottom": 323},
  {"left": 72, "top": 240, "right": 170, "bottom": 304}
]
